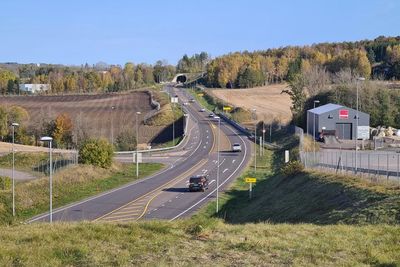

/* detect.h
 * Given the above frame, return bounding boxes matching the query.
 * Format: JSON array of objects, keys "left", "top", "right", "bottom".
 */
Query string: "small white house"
[{"left": 19, "top": 84, "right": 51, "bottom": 94}]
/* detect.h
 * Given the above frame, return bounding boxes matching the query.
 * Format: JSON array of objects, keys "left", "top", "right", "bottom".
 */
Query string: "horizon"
[{"left": 1, "top": 0, "right": 400, "bottom": 65}]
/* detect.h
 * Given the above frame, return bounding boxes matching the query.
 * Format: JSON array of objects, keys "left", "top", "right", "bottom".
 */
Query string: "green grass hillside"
[{"left": 0, "top": 221, "right": 398, "bottom": 266}]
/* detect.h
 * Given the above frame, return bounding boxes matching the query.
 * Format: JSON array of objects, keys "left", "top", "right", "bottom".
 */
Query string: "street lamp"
[
  {"left": 355, "top": 77, "right": 365, "bottom": 174},
  {"left": 262, "top": 122, "right": 266, "bottom": 156},
  {"left": 136, "top": 111, "right": 141, "bottom": 178},
  {"left": 313, "top": 100, "right": 320, "bottom": 162},
  {"left": 40, "top": 136, "right": 53, "bottom": 223},
  {"left": 252, "top": 109, "right": 257, "bottom": 174},
  {"left": 11, "top": 122, "right": 19, "bottom": 217},
  {"left": 110, "top": 106, "right": 115, "bottom": 145},
  {"left": 216, "top": 117, "right": 221, "bottom": 213}
]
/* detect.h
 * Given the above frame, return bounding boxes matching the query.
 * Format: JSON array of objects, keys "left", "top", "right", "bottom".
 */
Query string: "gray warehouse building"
[{"left": 307, "top": 103, "right": 370, "bottom": 140}]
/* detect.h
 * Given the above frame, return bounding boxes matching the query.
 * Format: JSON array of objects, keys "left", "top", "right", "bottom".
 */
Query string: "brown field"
[
  {"left": 209, "top": 83, "right": 292, "bottom": 124},
  {"left": 0, "top": 92, "right": 164, "bottom": 144}
]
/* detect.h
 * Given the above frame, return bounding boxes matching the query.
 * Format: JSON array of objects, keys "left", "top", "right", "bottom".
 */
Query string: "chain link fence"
[{"left": 301, "top": 149, "right": 400, "bottom": 183}]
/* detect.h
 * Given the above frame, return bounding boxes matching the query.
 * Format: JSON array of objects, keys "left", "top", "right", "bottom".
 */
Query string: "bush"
[
  {"left": 281, "top": 161, "right": 304, "bottom": 176},
  {"left": 78, "top": 139, "right": 113, "bottom": 168},
  {"left": 115, "top": 129, "right": 137, "bottom": 151},
  {"left": 0, "top": 176, "right": 11, "bottom": 191}
]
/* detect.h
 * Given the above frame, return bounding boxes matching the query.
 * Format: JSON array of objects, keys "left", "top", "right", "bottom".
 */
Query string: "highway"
[{"left": 28, "top": 85, "right": 252, "bottom": 223}]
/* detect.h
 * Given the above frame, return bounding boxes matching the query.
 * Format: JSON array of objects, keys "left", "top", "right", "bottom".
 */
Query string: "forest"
[
  {"left": 205, "top": 36, "right": 400, "bottom": 88},
  {"left": 0, "top": 61, "right": 176, "bottom": 95}
]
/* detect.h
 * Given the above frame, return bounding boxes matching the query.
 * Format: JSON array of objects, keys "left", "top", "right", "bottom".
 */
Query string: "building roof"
[{"left": 308, "top": 103, "right": 343, "bottom": 115}]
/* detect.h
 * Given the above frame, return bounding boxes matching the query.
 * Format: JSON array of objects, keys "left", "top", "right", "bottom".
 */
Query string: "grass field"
[
  {"left": 209, "top": 83, "right": 292, "bottom": 124},
  {"left": 0, "top": 162, "right": 163, "bottom": 224},
  {"left": 0, "top": 221, "right": 398, "bottom": 266}
]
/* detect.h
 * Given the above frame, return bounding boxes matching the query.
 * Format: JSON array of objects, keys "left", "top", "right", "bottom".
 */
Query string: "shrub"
[
  {"left": 78, "top": 139, "right": 113, "bottom": 168},
  {"left": 0, "top": 176, "right": 11, "bottom": 191},
  {"left": 281, "top": 160, "right": 304, "bottom": 176},
  {"left": 115, "top": 129, "right": 137, "bottom": 151}
]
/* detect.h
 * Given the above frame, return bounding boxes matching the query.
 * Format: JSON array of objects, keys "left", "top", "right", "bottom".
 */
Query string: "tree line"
[
  {"left": 0, "top": 61, "right": 176, "bottom": 95},
  {"left": 205, "top": 36, "right": 400, "bottom": 88}
]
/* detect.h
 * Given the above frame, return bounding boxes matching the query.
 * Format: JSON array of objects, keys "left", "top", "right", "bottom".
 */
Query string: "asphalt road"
[{"left": 29, "top": 85, "right": 252, "bottom": 223}]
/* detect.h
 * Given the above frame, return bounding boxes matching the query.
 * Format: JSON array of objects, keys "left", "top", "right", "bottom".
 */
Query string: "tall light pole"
[
  {"left": 40, "top": 136, "right": 53, "bottom": 223},
  {"left": 252, "top": 109, "right": 257, "bottom": 174},
  {"left": 216, "top": 117, "right": 220, "bottom": 213},
  {"left": 313, "top": 100, "right": 320, "bottom": 162},
  {"left": 11, "top": 122, "right": 19, "bottom": 217},
  {"left": 355, "top": 77, "right": 365, "bottom": 174},
  {"left": 110, "top": 106, "right": 115, "bottom": 145},
  {"left": 262, "top": 122, "right": 266, "bottom": 156},
  {"left": 136, "top": 111, "right": 141, "bottom": 178}
]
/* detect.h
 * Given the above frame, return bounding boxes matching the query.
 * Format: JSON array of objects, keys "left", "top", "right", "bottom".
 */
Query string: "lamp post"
[
  {"left": 110, "top": 106, "right": 115, "bottom": 145},
  {"left": 262, "top": 123, "right": 266, "bottom": 156},
  {"left": 11, "top": 122, "right": 19, "bottom": 217},
  {"left": 136, "top": 111, "right": 141, "bottom": 178},
  {"left": 216, "top": 117, "right": 220, "bottom": 213},
  {"left": 355, "top": 77, "right": 365, "bottom": 174},
  {"left": 252, "top": 109, "right": 257, "bottom": 174},
  {"left": 313, "top": 100, "right": 320, "bottom": 162},
  {"left": 40, "top": 136, "right": 53, "bottom": 223}
]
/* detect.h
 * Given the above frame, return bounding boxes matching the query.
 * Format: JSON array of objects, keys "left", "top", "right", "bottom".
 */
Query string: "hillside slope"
[{"left": 0, "top": 221, "right": 398, "bottom": 266}]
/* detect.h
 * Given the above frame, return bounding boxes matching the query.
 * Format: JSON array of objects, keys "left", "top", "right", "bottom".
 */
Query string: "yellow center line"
[
  {"left": 95, "top": 158, "right": 208, "bottom": 222},
  {"left": 101, "top": 213, "right": 141, "bottom": 220}
]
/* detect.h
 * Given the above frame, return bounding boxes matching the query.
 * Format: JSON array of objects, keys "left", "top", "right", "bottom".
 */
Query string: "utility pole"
[
  {"left": 11, "top": 122, "right": 19, "bottom": 217},
  {"left": 355, "top": 77, "right": 365, "bottom": 174},
  {"left": 136, "top": 111, "right": 141, "bottom": 178}
]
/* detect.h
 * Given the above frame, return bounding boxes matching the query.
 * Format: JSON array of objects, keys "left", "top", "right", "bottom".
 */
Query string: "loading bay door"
[{"left": 336, "top": 123, "right": 352, "bottom": 140}]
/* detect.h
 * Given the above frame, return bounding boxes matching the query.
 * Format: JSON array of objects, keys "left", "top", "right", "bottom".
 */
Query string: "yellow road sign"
[
  {"left": 245, "top": 177, "right": 256, "bottom": 183},
  {"left": 223, "top": 106, "right": 232, "bottom": 111}
]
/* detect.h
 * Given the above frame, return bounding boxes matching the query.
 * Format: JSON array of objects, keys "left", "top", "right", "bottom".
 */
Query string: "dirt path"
[
  {"left": 0, "top": 168, "right": 36, "bottom": 180},
  {"left": 209, "top": 84, "right": 292, "bottom": 124},
  {"left": 0, "top": 142, "right": 75, "bottom": 155}
]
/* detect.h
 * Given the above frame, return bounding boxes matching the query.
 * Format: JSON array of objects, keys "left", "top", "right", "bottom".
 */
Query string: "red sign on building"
[{"left": 339, "top": 109, "right": 349, "bottom": 119}]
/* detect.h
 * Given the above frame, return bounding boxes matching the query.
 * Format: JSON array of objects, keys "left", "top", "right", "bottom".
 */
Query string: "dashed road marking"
[{"left": 223, "top": 168, "right": 228, "bottom": 173}]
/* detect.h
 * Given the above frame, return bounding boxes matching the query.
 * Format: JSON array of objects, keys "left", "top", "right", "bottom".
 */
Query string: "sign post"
[{"left": 245, "top": 177, "right": 256, "bottom": 199}]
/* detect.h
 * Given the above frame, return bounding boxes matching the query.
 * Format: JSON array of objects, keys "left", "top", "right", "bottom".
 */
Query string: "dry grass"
[
  {"left": 209, "top": 83, "right": 292, "bottom": 124},
  {"left": 0, "top": 221, "right": 398, "bottom": 266}
]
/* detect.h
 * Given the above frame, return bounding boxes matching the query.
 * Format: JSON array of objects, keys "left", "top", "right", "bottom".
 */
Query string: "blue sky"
[{"left": 1, "top": 0, "right": 399, "bottom": 66}]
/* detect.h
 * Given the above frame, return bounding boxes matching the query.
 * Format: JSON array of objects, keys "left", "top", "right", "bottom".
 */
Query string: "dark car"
[{"left": 188, "top": 175, "right": 209, "bottom": 192}]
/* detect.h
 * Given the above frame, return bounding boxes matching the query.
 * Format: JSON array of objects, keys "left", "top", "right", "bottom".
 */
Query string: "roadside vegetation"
[
  {"left": 0, "top": 162, "right": 163, "bottom": 225},
  {"left": 0, "top": 221, "right": 398, "bottom": 266}
]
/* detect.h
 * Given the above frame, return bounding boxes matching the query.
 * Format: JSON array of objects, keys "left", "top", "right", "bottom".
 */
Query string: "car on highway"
[
  {"left": 209, "top": 113, "right": 215, "bottom": 117},
  {"left": 189, "top": 98, "right": 195, "bottom": 103},
  {"left": 183, "top": 102, "right": 189, "bottom": 106},
  {"left": 213, "top": 116, "right": 220, "bottom": 120},
  {"left": 232, "top": 143, "right": 242, "bottom": 152},
  {"left": 200, "top": 108, "right": 206, "bottom": 112},
  {"left": 188, "top": 175, "right": 209, "bottom": 192}
]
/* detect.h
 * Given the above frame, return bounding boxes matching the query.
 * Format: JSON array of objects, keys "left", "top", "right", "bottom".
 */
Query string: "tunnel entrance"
[{"left": 176, "top": 75, "right": 187, "bottom": 83}]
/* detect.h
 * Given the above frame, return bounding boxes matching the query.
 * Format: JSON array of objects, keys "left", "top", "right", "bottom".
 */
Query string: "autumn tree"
[{"left": 51, "top": 113, "right": 73, "bottom": 148}]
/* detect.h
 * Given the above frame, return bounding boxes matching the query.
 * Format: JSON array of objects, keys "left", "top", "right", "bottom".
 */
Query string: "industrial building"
[
  {"left": 19, "top": 84, "right": 50, "bottom": 94},
  {"left": 307, "top": 103, "right": 370, "bottom": 140}
]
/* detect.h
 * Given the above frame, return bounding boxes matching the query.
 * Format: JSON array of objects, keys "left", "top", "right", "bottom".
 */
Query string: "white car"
[
  {"left": 213, "top": 116, "right": 220, "bottom": 120},
  {"left": 232, "top": 143, "right": 242, "bottom": 152},
  {"left": 200, "top": 108, "right": 205, "bottom": 112}
]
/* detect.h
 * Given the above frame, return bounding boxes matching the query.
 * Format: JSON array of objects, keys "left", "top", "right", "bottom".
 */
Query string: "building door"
[{"left": 336, "top": 123, "right": 352, "bottom": 140}]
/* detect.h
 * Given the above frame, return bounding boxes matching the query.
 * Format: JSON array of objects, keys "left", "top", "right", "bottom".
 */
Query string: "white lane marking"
[
  {"left": 206, "top": 136, "right": 209, "bottom": 139},
  {"left": 170, "top": 117, "right": 248, "bottom": 221},
  {"left": 218, "top": 158, "right": 226, "bottom": 167},
  {"left": 209, "top": 180, "right": 216, "bottom": 185},
  {"left": 223, "top": 168, "right": 228, "bottom": 173},
  {"left": 232, "top": 159, "right": 236, "bottom": 163},
  {"left": 168, "top": 200, "right": 172, "bottom": 203},
  {"left": 203, "top": 146, "right": 206, "bottom": 149},
  {"left": 175, "top": 196, "right": 179, "bottom": 198},
  {"left": 206, "top": 142, "right": 208, "bottom": 145},
  {"left": 153, "top": 208, "right": 158, "bottom": 211}
]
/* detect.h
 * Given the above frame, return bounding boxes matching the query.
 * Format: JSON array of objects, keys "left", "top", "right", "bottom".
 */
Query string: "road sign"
[
  {"left": 197, "top": 93, "right": 204, "bottom": 97},
  {"left": 133, "top": 152, "right": 142, "bottom": 163},
  {"left": 245, "top": 177, "right": 256, "bottom": 183},
  {"left": 357, "top": 126, "right": 370, "bottom": 140},
  {"left": 223, "top": 106, "right": 232, "bottom": 111}
]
